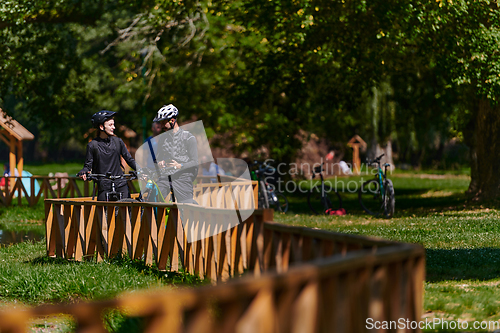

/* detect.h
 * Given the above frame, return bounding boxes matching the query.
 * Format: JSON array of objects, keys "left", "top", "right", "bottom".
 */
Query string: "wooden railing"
[
  {"left": 0, "top": 240, "right": 424, "bottom": 333},
  {"left": 0, "top": 194, "right": 425, "bottom": 332},
  {"left": 0, "top": 176, "right": 138, "bottom": 207},
  {"left": 196, "top": 174, "right": 250, "bottom": 183},
  {"left": 193, "top": 181, "right": 258, "bottom": 209},
  {"left": 0, "top": 176, "right": 257, "bottom": 208}
]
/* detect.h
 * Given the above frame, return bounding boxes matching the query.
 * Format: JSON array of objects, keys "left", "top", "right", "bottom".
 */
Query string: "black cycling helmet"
[
  {"left": 153, "top": 104, "right": 178, "bottom": 123},
  {"left": 91, "top": 110, "right": 117, "bottom": 128}
]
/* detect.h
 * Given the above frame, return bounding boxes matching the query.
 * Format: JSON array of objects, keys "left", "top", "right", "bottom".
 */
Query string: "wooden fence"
[
  {"left": 193, "top": 181, "right": 258, "bottom": 209},
  {"left": 0, "top": 176, "right": 257, "bottom": 208},
  {"left": 0, "top": 176, "right": 138, "bottom": 207},
  {"left": 0, "top": 190, "right": 425, "bottom": 332},
  {"left": 42, "top": 180, "right": 257, "bottom": 277}
]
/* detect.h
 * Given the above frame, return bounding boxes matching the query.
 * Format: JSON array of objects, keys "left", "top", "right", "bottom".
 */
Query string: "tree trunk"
[
  {"left": 467, "top": 99, "right": 500, "bottom": 200},
  {"left": 367, "top": 138, "right": 395, "bottom": 171},
  {"left": 364, "top": 82, "right": 395, "bottom": 170}
]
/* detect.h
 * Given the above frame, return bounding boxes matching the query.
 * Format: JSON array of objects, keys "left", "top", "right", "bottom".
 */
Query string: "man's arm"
[{"left": 180, "top": 136, "right": 198, "bottom": 170}]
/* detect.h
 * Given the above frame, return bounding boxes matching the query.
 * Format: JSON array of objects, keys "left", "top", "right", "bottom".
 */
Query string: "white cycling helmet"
[{"left": 153, "top": 104, "right": 178, "bottom": 122}]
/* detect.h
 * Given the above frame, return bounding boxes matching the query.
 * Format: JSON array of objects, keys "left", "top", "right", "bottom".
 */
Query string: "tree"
[
  {"left": 2, "top": 0, "right": 500, "bottom": 202},
  {"left": 408, "top": 0, "right": 500, "bottom": 200}
]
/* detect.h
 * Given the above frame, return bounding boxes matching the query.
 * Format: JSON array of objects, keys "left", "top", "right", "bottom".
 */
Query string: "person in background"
[
  {"left": 0, "top": 164, "right": 9, "bottom": 189},
  {"left": 200, "top": 155, "right": 225, "bottom": 180},
  {"left": 144, "top": 121, "right": 163, "bottom": 170},
  {"left": 326, "top": 150, "right": 352, "bottom": 175},
  {"left": 146, "top": 121, "right": 162, "bottom": 143}
]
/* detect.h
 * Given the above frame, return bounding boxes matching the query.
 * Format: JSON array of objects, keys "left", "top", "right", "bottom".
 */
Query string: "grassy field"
[
  {"left": 275, "top": 172, "right": 500, "bottom": 331},
  {"left": 1, "top": 170, "right": 499, "bottom": 331},
  {"left": 3, "top": 162, "right": 84, "bottom": 177}
]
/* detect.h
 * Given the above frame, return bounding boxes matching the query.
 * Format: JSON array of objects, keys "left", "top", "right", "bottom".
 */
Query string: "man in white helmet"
[{"left": 152, "top": 104, "right": 198, "bottom": 203}]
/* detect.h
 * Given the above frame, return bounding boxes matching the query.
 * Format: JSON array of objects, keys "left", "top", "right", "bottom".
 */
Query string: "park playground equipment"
[
  {"left": 0, "top": 109, "right": 34, "bottom": 181},
  {"left": 0, "top": 178, "right": 424, "bottom": 332}
]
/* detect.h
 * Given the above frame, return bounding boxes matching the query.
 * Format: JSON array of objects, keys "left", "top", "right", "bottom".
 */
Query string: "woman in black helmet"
[{"left": 78, "top": 110, "right": 137, "bottom": 201}]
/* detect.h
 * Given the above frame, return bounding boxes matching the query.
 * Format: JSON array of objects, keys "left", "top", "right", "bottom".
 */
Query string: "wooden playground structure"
[
  {"left": 0, "top": 180, "right": 425, "bottom": 332},
  {"left": 0, "top": 109, "right": 34, "bottom": 179}
]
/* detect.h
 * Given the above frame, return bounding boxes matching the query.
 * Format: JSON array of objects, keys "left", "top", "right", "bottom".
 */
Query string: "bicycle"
[
  {"left": 105, "top": 166, "right": 178, "bottom": 226},
  {"left": 358, "top": 154, "right": 395, "bottom": 218},
  {"left": 134, "top": 167, "right": 170, "bottom": 201},
  {"left": 307, "top": 163, "right": 342, "bottom": 215},
  {"left": 250, "top": 161, "right": 289, "bottom": 213},
  {"left": 84, "top": 171, "right": 139, "bottom": 222},
  {"left": 86, "top": 171, "right": 138, "bottom": 202}
]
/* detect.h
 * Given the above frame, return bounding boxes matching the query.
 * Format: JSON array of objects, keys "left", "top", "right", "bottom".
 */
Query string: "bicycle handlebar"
[
  {"left": 136, "top": 166, "right": 177, "bottom": 181},
  {"left": 366, "top": 154, "right": 385, "bottom": 166},
  {"left": 85, "top": 172, "right": 137, "bottom": 182},
  {"left": 251, "top": 160, "right": 274, "bottom": 174},
  {"left": 311, "top": 163, "right": 324, "bottom": 179}
]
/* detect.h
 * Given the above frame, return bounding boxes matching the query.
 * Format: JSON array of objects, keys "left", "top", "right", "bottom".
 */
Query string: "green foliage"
[{"left": 0, "top": 0, "right": 499, "bottom": 169}]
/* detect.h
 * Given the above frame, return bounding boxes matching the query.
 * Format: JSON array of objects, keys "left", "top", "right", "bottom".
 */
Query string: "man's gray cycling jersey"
[
  {"left": 157, "top": 128, "right": 198, "bottom": 172},
  {"left": 156, "top": 128, "right": 198, "bottom": 203}
]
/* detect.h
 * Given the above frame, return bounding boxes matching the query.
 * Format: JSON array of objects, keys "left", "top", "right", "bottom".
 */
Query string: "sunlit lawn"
[
  {"left": 275, "top": 172, "right": 500, "bottom": 331},
  {"left": 2, "top": 169, "right": 499, "bottom": 331}
]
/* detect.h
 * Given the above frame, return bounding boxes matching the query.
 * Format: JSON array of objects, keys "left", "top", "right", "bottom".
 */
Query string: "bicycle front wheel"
[
  {"left": 258, "top": 181, "right": 269, "bottom": 209},
  {"left": 271, "top": 192, "right": 289, "bottom": 213},
  {"left": 359, "top": 179, "right": 384, "bottom": 217},
  {"left": 308, "top": 184, "right": 342, "bottom": 215},
  {"left": 384, "top": 179, "right": 395, "bottom": 218}
]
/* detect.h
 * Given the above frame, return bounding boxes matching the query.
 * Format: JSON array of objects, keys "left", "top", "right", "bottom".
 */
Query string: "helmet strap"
[
  {"left": 98, "top": 124, "right": 110, "bottom": 139},
  {"left": 167, "top": 118, "right": 177, "bottom": 131}
]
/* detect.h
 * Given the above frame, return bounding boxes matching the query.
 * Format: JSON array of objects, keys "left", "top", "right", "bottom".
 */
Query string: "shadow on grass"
[
  {"left": 30, "top": 253, "right": 208, "bottom": 286},
  {"left": 31, "top": 256, "right": 74, "bottom": 265},
  {"left": 426, "top": 248, "right": 500, "bottom": 282},
  {"left": 284, "top": 188, "right": 476, "bottom": 217}
]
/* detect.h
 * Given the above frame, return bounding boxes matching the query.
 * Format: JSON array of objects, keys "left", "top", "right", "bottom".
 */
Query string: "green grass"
[
  {"left": 0, "top": 201, "right": 45, "bottom": 234},
  {"left": 0, "top": 240, "right": 207, "bottom": 332},
  {"left": 275, "top": 172, "right": 500, "bottom": 331},
  {"left": 3, "top": 162, "right": 84, "bottom": 177},
  {"left": 0, "top": 241, "right": 207, "bottom": 306}
]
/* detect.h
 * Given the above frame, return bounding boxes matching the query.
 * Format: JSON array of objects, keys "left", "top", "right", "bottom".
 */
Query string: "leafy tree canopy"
[{"left": 0, "top": 0, "right": 499, "bottom": 179}]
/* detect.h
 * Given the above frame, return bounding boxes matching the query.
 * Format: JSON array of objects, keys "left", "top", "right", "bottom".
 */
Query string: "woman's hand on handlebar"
[{"left": 78, "top": 171, "right": 89, "bottom": 181}]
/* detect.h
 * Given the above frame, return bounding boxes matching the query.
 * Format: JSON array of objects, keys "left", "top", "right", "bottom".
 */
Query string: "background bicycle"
[
  {"left": 307, "top": 163, "right": 342, "bottom": 215},
  {"left": 250, "top": 161, "right": 289, "bottom": 213},
  {"left": 358, "top": 154, "right": 395, "bottom": 218}
]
